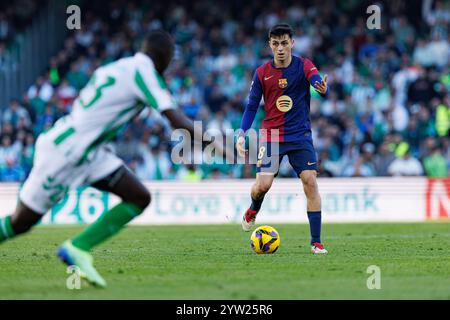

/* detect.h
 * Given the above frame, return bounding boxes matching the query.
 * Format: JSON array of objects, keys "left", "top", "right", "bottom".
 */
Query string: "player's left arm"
[{"left": 303, "top": 58, "right": 328, "bottom": 97}]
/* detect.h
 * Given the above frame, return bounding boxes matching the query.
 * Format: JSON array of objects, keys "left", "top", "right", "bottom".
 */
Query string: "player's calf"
[
  {"left": 70, "top": 201, "right": 147, "bottom": 252},
  {"left": 242, "top": 198, "right": 264, "bottom": 231},
  {"left": 70, "top": 167, "right": 151, "bottom": 252},
  {"left": 300, "top": 171, "right": 326, "bottom": 253},
  {"left": 242, "top": 194, "right": 266, "bottom": 232},
  {"left": 242, "top": 175, "right": 273, "bottom": 231}
]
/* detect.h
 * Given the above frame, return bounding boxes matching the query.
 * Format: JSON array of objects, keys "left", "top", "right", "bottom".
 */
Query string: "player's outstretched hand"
[
  {"left": 313, "top": 74, "right": 328, "bottom": 95},
  {"left": 236, "top": 136, "right": 246, "bottom": 158}
]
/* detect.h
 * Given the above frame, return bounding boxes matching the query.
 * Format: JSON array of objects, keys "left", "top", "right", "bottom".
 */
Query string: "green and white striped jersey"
[{"left": 43, "top": 52, "right": 176, "bottom": 163}]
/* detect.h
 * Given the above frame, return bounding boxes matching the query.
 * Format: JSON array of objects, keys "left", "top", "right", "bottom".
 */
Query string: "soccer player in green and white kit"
[{"left": 0, "top": 31, "right": 201, "bottom": 287}]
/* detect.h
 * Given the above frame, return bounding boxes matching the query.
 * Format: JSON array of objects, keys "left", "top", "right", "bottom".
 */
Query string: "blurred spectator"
[
  {"left": 66, "top": 61, "right": 89, "bottom": 90},
  {"left": 35, "top": 105, "right": 56, "bottom": 135},
  {"left": 388, "top": 147, "right": 424, "bottom": 176},
  {"left": 423, "top": 145, "right": 448, "bottom": 177},
  {"left": 0, "top": 42, "right": 7, "bottom": 71},
  {"left": 2, "top": 99, "right": 31, "bottom": 129},
  {"left": 27, "top": 76, "right": 54, "bottom": 104},
  {"left": 442, "top": 137, "right": 450, "bottom": 169},
  {"left": 115, "top": 128, "right": 139, "bottom": 163},
  {"left": 177, "top": 164, "right": 202, "bottom": 182},
  {"left": 0, "top": 0, "right": 448, "bottom": 181},
  {"left": 141, "top": 146, "right": 172, "bottom": 181},
  {"left": 0, "top": 13, "right": 12, "bottom": 43},
  {"left": 373, "top": 142, "right": 396, "bottom": 176},
  {"left": 343, "top": 143, "right": 376, "bottom": 177},
  {"left": 407, "top": 68, "right": 440, "bottom": 106},
  {"left": 0, "top": 135, "right": 21, "bottom": 164},
  {"left": 21, "top": 133, "right": 35, "bottom": 176},
  {"left": 207, "top": 111, "right": 232, "bottom": 134},
  {"left": 435, "top": 98, "right": 449, "bottom": 137},
  {"left": 0, "top": 135, "right": 25, "bottom": 181},
  {"left": 0, "top": 160, "right": 25, "bottom": 182},
  {"left": 56, "top": 79, "right": 77, "bottom": 109}
]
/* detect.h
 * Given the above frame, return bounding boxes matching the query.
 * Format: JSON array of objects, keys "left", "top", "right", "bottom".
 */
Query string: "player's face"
[{"left": 269, "top": 35, "right": 294, "bottom": 62}]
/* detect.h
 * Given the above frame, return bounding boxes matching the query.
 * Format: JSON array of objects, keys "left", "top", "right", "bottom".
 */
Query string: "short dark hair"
[
  {"left": 142, "top": 30, "right": 175, "bottom": 74},
  {"left": 268, "top": 24, "right": 294, "bottom": 39}
]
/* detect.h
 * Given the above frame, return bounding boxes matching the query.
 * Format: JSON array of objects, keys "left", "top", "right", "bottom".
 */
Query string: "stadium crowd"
[
  {"left": 0, "top": 0, "right": 43, "bottom": 72},
  {"left": 0, "top": 0, "right": 449, "bottom": 181}
]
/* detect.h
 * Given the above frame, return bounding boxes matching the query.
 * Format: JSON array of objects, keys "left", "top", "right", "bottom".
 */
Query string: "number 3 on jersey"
[{"left": 80, "top": 76, "right": 116, "bottom": 109}]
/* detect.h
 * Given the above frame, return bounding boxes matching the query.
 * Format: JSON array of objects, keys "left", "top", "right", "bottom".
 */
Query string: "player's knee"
[
  {"left": 11, "top": 223, "right": 31, "bottom": 235},
  {"left": 121, "top": 184, "right": 152, "bottom": 210},
  {"left": 10, "top": 204, "right": 42, "bottom": 235},
  {"left": 10, "top": 215, "right": 38, "bottom": 235},
  {"left": 134, "top": 190, "right": 151, "bottom": 210},
  {"left": 302, "top": 174, "right": 318, "bottom": 194}
]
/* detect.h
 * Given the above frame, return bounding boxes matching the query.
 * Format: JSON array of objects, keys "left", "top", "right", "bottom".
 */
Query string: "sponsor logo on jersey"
[{"left": 276, "top": 95, "right": 293, "bottom": 112}]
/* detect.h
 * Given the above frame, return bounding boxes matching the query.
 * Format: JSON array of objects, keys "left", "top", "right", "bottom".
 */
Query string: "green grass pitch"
[{"left": 0, "top": 222, "right": 449, "bottom": 299}]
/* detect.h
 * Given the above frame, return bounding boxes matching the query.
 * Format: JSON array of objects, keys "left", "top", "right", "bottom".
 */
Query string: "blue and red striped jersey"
[{"left": 240, "top": 56, "right": 326, "bottom": 142}]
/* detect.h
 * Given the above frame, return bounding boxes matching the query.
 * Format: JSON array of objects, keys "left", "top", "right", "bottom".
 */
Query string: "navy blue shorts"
[{"left": 256, "top": 139, "right": 318, "bottom": 176}]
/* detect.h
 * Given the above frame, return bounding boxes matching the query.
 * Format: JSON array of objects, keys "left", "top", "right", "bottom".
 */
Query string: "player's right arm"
[
  {"left": 160, "top": 108, "right": 199, "bottom": 140},
  {"left": 237, "top": 71, "right": 263, "bottom": 157}
]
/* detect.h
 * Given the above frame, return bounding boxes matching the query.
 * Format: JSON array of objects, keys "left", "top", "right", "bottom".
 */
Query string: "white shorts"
[{"left": 19, "top": 135, "right": 123, "bottom": 214}]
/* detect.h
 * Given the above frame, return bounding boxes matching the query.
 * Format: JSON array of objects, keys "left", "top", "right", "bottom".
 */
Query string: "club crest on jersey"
[{"left": 278, "top": 78, "right": 288, "bottom": 89}]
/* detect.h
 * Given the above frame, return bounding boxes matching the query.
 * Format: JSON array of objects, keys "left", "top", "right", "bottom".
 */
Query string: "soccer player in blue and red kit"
[{"left": 236, "top": 24, "right": 329, "bottom": 254}]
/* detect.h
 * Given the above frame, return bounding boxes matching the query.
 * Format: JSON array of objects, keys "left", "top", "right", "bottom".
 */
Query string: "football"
[{"left": 250, "top": 226, "right": 280, "bottom": 254}]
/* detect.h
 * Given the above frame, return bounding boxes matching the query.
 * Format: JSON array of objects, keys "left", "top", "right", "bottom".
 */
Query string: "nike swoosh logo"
[
  {"left": 307, "top": 162, "right": 316, "bottom": 166},
  {"left": 264, "top": 75, "right": 274, "bottom": 81}
]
